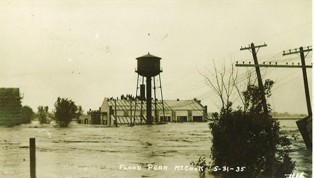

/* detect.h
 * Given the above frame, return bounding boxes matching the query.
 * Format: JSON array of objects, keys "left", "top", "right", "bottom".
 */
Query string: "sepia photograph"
[{"left": 0, "top": 0, "right": 312, "bottom": 178}]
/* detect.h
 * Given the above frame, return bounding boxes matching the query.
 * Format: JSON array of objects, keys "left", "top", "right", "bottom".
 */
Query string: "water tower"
[{"left": 135, "top": 52, "right": 165, "bottom": 125}]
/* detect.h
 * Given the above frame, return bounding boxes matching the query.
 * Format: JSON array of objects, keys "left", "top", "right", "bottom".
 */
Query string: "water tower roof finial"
[
  {"left": 136, "top": 53, "right": 161, "bottom": 60},
  {"left": 136, "top": 53, "right": 162, "bottom": 77}
]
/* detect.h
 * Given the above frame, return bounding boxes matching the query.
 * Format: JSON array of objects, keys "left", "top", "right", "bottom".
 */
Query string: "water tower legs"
[
  {"left": 146, "top": 76, "right": 152, "bottom": 124},
  {"left": 135, "top": 53, "right": 163, "bottom": 125}
]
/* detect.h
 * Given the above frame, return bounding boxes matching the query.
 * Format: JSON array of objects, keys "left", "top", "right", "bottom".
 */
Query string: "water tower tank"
[{"left": 136, "top": 53, "right": 162, "bottom": 77}]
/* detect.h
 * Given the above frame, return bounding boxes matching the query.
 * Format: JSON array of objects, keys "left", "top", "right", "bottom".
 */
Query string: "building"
[
  {"left": 0, "top": 88, "right": 22, "bottom": 126},
  {"left": 79, "top": 110, "right": 102, "bottom": 125},
  {"left": 80, "top": 98, "right": 208, "bottom": 125}
]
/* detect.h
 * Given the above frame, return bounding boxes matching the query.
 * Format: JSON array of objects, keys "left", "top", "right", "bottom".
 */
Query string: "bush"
[
  {"left": 54, "top": 97, "right": 77, "bottom": 127},
  {"left": 209, "top": 79, "right": 295, "bottom": 177},
  {"left": 21, "top": 106, "right": 34, "bottom": 124},
  {"left": 38, "top": 106, "right": 49, "bottom": 124},
  {"left": 210, "top": 111, "right": 294, "bottom": 177}
]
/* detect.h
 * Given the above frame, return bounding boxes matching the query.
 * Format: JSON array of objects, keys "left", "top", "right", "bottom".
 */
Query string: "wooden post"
[
  {"left": 30, "top": 138, "right": 36, "bottom": 178},
  {"left": 114, "top": 99, "right": 118, "bottom": 127},
  {"left": 130, "top": 99, "right": 133, "bottom": 126},
  {"left": 159, "top": 74, "right": 166, "bottom": 123}
]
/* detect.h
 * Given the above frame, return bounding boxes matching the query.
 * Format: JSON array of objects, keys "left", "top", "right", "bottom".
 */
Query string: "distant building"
[
  {"left": 79, "top": 110, "right": 102, "bottom": 125},
  {"left": 0, "top": 88, "right": 22, "bottom": 126},
  {"left": 80, "top": 98, "right": 208, "bottom": 125},
  {"left": 79, "top": 114, "right": 90, "bottom": 124}
]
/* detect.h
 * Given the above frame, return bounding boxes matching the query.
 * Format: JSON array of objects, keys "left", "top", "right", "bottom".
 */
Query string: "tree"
[
  {"left": 38, "top": 106, "right": 49, "bottom": 124},
  {"left": 242, "top": 79, "right": 274, "bottom": 113},
  {"left": 54, "top": 97, "right": 78, "bottom": 127},
  {"left": 21, "top": 106, "right": 34, "bottom": 124},
  {"left": 203, "top": 62, "right": 237, "bottom": 114},
  {"left": 204, "top": 64, "right": 294, "bottom": 177}
]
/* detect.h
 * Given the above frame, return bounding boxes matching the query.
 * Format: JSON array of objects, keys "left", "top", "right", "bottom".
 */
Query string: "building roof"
[
  {"left": 164, "top": 100, "right": 204, "bottom": 111},
  {"left": 104, "top": 98, "right": 204, "bottom": 111},
  {"left": 105, "top": 99, "right": 171, "bottom": 111}
]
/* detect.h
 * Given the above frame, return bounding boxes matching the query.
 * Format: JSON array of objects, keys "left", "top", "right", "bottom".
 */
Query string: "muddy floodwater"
[{"left": 0, "top": 121, "right": 311, "bottom": 178}]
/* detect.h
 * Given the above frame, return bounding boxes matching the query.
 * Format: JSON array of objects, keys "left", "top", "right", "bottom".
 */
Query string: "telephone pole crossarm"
[
  {"left": 283, "top": 46, "right": 312, "bottom": 56},
  {"left": 240, "top": 43, "right": 267, "bottom": 51},
  {"left": 235, "top": 63, "right": 312, "bottom": 68}
]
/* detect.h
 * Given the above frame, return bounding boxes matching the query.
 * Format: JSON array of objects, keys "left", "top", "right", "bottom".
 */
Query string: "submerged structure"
[
  {"left": 80, "top": 98, "right": 208, "bottom": 125},
  {"left": 79, "top": 53, "right": 209, "bottom": 125},
  {"left": 0, "top": 88, "right": 22, "bottom": 126}
]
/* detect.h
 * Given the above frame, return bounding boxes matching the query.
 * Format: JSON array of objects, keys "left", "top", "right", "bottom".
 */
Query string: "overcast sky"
[{"left": 0, "top": 0, "right": 312, "bottom": 114}]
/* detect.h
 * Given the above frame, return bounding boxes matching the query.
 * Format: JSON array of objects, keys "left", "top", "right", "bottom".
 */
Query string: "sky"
[{"left": 0, "top": 0, "right": 312, "bottom": 114}]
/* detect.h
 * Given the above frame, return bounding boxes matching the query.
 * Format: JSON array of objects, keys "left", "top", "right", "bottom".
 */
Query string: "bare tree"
[
  {"left": 202, "top": 61, "right": 241, "bottom": 113},
  {"left": 202, "top": 60, "right": 270, "bottom": 114}
]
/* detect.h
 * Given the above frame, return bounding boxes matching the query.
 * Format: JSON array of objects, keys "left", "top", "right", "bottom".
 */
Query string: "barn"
[{"left": 80, "top": 97, "right": 208, "bottom": 125}]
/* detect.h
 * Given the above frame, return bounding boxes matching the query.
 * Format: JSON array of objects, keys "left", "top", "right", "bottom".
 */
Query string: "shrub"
[
  {"left": 54, "top": 97, "right": 78, "bottom": 127},
  {"left": 209, "top": 80, "right": 295, "bottom": 177},
  {"left": 209, "top": 111, "right": 294, "bottom": 177},
  {"left": 21, "top": 106, "right": 34, "bottom": 124},
  {"left": 38, "top": 106, "right": 49, "bottom": 124}
]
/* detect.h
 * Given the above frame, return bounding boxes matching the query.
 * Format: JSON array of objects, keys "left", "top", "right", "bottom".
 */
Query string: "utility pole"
[
  {"left": 283, "top": 46, "right": 312, "bottom": 116},
  {"left": 237, "top": 45, "right": 312, "bottom": 150},
  {"left": 283, "top": 46, "right": 312, "bottom": 150},
  {"left": 240, "top": 43, "right": 268, "bottom": 114}
]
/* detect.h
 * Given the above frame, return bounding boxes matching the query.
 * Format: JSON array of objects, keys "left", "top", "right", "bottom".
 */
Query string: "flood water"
[{"left": 0, "top": 121, "right": 311, "bottom": 178}]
